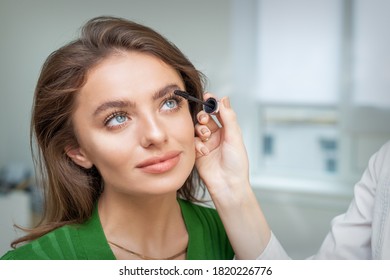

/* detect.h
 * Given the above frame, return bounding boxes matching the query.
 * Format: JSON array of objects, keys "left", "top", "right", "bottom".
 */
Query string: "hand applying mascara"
[{"left": 193, "top": 92, "right": 271, "bottom": 260}]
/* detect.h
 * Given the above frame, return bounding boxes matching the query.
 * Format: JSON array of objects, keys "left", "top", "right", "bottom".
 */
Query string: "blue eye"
[
  {"left": 162, "top": 99, "right": 178, "bottom": 110},
  {"left": 113, "top": 115, "right": 127, "bottom": 123},
  {"left": 161, "top": 95, "right": 183, "bottom": 112},
  {"left": 105, "top": 112, "right": 129, "bottom": 128}
]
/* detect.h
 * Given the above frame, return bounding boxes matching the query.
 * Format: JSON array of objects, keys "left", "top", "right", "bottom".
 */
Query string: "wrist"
[{"left": 208, "top": 179, "right": 254, "bottom": 209}]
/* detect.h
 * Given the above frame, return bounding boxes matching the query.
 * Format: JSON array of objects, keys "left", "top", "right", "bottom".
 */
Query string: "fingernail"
[
  {"left": 222, "top": 97, "right": 231, "bottom": 108},
  {"left": 199, "top": 114, "right": 207, "bottom": 123},
  {"left": 201, "top": 128, "right": 209, "bottom": 135}
]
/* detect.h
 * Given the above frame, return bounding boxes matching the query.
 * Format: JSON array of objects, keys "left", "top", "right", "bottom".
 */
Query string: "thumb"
[{"left": 218, "top": 97, "right": 242, "bottom": 141}]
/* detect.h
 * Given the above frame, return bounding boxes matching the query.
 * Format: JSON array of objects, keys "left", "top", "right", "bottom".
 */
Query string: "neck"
[{"left": 98, "top": 191, "right": 188, "bottom": 259}]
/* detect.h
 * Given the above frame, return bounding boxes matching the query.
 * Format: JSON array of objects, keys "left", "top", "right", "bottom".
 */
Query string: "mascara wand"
[{"left": 174, "top": 90, "right": 219, "bottom": 114}]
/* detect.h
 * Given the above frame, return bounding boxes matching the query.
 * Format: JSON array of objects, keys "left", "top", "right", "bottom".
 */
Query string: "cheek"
[
  {"left": 178, "top": 117, "right": 197, "bottom": 166},
  {"left": 76, "top": 127, "right": 137, "bottom": 169},
  {"left": 173, "top": 114, "right": 195, "bottom": 144}
]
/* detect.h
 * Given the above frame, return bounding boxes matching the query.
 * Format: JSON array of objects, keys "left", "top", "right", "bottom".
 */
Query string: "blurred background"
[{"left": 1, "top": 0, "right": 389, "bottom": 259}]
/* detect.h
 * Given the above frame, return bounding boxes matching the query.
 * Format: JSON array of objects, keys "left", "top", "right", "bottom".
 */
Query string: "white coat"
[{"left": 259, "top": 141, "right": 390, "bottom": 259}]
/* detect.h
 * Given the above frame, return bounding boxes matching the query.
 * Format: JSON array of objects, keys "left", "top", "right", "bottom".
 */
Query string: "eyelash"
[
  {"left": 103, "top": 111, "right": 129, "bottom": 129},
  {"left": 161, "top": 94, "right": 184, "bottom": 112},
  {"left": 102, "top": 94, "right": 184, "bottom": 129}
]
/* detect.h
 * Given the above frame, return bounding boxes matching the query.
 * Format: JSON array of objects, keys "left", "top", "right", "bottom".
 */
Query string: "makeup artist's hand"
[
  {"left": 194, "top": 92, "right": 271, "bottom": 260},
  {"left": 194, "top": 92, "right": 250, "bottom": 197}
]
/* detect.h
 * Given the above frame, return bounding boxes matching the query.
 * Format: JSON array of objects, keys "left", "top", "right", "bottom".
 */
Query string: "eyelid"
[
  {"left": 160, "top": 94, "right": 183, "bottom": 109},
  {"left": 103, "top": 110, "right": 130, "bottom": 128},
  {"left": 165, "top": 92, "right": 184, "bottom": 102}
]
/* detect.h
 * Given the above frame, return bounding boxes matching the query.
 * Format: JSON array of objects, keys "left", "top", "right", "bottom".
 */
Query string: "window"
[
  {"left": 261, "top": 106, "right": 338, "bottom": 179},
  {"left": 231, "top": 0, "right": 390, "bottom": 189}
]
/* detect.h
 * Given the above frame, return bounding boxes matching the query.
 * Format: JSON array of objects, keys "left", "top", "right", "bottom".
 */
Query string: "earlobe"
[{"left": 65, "top": 146, "right": 93, "bottom": 169}]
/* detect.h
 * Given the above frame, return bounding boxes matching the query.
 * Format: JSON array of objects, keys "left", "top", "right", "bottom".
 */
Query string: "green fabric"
[{"left": 0, "top": 199, "right": 234, "bottom": 260}]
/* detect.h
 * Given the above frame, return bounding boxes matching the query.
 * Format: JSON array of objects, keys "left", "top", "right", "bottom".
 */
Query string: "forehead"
[
  {"left": 77, "top": 51, "right": 184, "bottom": 107},
  {"left": 86, "top": 51, "right": 181, "bottom": 88}
]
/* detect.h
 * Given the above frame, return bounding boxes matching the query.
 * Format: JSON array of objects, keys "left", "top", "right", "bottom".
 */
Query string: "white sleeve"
[
  {"left": 258, "top": 142, "right": 387, "bottom": 260},
  {"left": 308, "top": 146, "right": 381, "bottom": 259},
  {"left": 256, "top": 231, "right": 291, "bottom": 259},
  {"left": 257, "top": 169, "right": 374, "bottom": 260}
]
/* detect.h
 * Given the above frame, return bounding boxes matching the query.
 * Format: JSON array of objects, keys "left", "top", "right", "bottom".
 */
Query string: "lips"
[{"left": 136, "top": 151, "right": 181, "bottom": 174}]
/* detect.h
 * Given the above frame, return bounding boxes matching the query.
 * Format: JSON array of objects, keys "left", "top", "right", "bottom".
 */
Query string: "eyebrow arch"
[
  {"left": 152, "top": 84, "right": 181, "bottom": 101},
  {"left": 93, "top": 100, "right": 135, "bottom": 116},
  {"left": 93, "top": 84, "right": 182, "bottom": 116}
]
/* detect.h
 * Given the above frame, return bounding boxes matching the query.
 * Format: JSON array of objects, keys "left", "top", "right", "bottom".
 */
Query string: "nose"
[{"left": 139, "top": 115, "right": 168, "bottom": 148}]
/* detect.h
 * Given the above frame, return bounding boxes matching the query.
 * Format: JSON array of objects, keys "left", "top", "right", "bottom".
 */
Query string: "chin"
[{"left": 129, "top": 169, "right": 186, "bottom": 192}]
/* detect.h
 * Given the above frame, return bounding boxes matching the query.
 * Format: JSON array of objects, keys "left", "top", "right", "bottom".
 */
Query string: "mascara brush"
[{"left": 174, "top": 90, "right": 219, "bottom": 114}]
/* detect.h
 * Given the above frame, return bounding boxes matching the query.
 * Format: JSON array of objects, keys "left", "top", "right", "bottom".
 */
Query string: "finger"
[
  {"left": 218, "top": 97, "right": 242, "bottom": 141},
  {"left": 194, "top": 137, "right": 209, "bottom": 158},
  {"left": 196, "top": 110, "right": 210, "bottom": 124},
  {"left": 196, "top": 110, "right": 220, "bottom": 133},
  {"left": 194, "top": 124, "right": 211, "bottom": 142}
]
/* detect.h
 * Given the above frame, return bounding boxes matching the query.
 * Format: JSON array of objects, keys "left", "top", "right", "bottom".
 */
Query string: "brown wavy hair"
[{"left": 12, "top": 16, "right": 206, "bottom": 247}]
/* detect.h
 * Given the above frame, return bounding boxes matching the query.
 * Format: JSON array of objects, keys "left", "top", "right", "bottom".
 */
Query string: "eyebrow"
[
  {"left": 152, "top": 84, "right": 181, "bottom": 100},
  {"left": 93, "top": 100, "right": 135, "bottom": 116},
  {"left": 93, "top": 84, "right": 182, "bottom": 116}
]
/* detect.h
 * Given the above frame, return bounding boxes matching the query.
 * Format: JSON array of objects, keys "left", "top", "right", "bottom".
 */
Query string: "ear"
[{"left": 65, "top": 146, "right": 93, "bottom": 169}]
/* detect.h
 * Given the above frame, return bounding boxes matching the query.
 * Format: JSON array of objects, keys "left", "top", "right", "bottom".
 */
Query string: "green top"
[{"left": 1, "top": 199, "right": 234, "bottom": 260}]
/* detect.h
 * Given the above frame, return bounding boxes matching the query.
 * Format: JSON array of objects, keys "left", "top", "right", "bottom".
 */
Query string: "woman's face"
[{"left": 68, "top": 51, "right": 196, "bottom": 196}]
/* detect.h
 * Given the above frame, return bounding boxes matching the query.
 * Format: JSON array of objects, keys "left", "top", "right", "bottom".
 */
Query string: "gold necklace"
[{"left": 108, "top": 240, "right": 187, "bottom": 260}]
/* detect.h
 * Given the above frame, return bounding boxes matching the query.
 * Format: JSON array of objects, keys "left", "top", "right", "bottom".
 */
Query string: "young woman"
[{"left": 1, "top": 16, "right": 270, "bottom": 260}]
